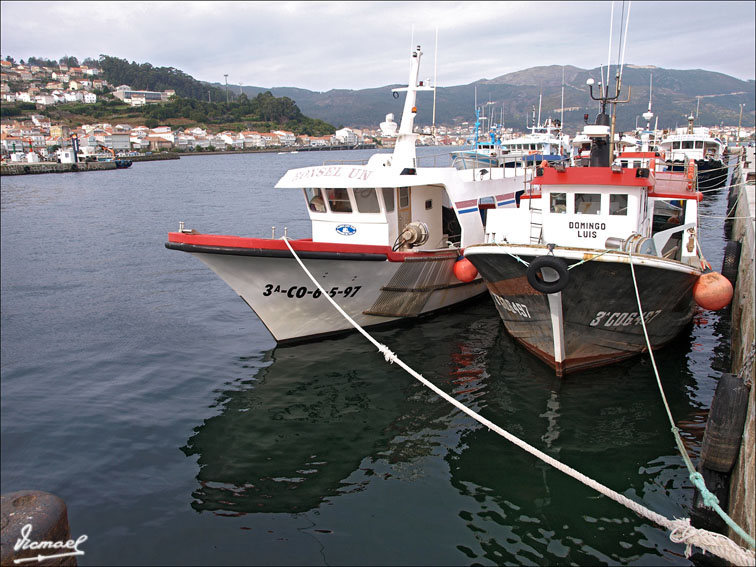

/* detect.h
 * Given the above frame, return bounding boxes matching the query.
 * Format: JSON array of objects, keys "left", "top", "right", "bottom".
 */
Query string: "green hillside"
[{"left": 225, "top": 65, "right": 755, "bottom": 133}]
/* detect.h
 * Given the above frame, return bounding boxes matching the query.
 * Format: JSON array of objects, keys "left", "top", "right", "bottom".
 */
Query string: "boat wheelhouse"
[{"left": 166, "top": 46, "right": 530, "bottom": 344}]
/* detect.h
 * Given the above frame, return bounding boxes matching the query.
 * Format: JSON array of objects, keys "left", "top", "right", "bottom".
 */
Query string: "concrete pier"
[
  {"left": 724, "top": 145, "right": 755, "bottom": 550},
  {"left": 0, "top": 161, "right": 117, "bottom": 175}
]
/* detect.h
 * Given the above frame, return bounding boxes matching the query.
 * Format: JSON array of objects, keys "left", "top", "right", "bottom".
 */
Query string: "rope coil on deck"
[{"left": 282, "top": 236, "right": 755, "bottom": 565}]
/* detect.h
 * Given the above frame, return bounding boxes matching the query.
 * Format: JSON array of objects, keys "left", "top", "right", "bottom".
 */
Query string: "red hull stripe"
[{"left": 166, "top": 233, "right": 460, "bottom": 262}]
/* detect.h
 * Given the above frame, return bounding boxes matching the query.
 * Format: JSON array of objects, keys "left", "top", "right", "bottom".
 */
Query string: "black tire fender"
[
  {"left": 726, "top": 187, "right": 739, "bottom": 216},
  {"left": 526, "top": 256, "right": 570, "bottom": 294},
  {"left": 721, "top": 240, "right": 741, "bottom": 286}
]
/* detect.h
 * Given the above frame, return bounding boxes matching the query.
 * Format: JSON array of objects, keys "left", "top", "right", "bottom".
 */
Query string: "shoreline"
[{"left": 0, "top": 144, "right": 383, "bottom": 175}]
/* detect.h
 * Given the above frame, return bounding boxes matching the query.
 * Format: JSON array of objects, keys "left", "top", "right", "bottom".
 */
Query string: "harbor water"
[{"left": 0, "top": 148, "right": 735, "bottom": 565}]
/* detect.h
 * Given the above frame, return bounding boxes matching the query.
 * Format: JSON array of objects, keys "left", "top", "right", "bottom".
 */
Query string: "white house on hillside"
[
  {"left": 273, "top": 130, "right": 296, "bottom": 146},
  {"left": 334, "top": 127, "right": 359, "bottom": 145}
]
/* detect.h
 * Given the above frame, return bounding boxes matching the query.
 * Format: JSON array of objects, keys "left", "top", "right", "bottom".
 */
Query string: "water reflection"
[
  {"left": 181, "top": 281, "right": 716, "bottom": 564},
  {"left": 182, "top": 337, "right": 407, "bottom": 515},
  {"left": 445, "top": 329, "right": 705, "bottom": 565},
  {"left": 182, "top": 299, "right": 501, "bottom": 516}
]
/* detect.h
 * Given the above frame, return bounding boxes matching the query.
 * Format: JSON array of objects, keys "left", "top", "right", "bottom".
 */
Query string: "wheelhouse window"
[
  {"left": 326, "top": 188, "right": 352, "bottom": 213},
  {"left": 305, "top": 188, "right": 326, "bottom": 212},
  {"left": 609, "top": 194, "right": 628, "bottom": 216},
  {"left": 682, "top": 141, "right": 694, "bottom": 149},
  {"left": 382, "top": 188, "right": 395, "bottom": 212},
  {"left": 695, "top": 141, "right": 703, "bottom": 149},
  {"left": 353, "top": 188, "right": 380, "bottom": 213},
  {"left": 575, "top": 193, "right": 601, "bottom": 215},
  {"left": 398, "top": 187, "right": 410, "bottom": 208},
  {"left": 550, "top": 192, "right": 567, "bottom": 214}
]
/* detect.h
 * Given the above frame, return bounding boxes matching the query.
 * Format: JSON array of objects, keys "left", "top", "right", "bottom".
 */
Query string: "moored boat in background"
[
  {"left": 450, "top": 109, "right": 514, "bottom": 170},
  {"left": 500, "top": 110, "right": 571, "bottom": 166},
  {"left": 658, "top": 114, "right": 727, "bottom": 191}
]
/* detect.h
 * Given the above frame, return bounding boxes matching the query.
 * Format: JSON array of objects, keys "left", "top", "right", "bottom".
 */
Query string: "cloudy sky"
[{"left": 1, "top": 1, "right": 754, "bottom": 91}]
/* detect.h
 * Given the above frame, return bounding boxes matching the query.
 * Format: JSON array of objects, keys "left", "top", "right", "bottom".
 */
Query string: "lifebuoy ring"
[{"left": 526, "top": 256, "right": 570, "bottom": 294}]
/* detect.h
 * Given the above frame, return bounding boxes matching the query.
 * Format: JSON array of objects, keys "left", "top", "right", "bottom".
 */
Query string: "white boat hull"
[{"left": 178, "top": 242, "right": 484, "bottom": 343}]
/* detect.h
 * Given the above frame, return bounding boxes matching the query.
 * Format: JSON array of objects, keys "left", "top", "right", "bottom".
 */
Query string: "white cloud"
[{"left": 1, "top": 1, "right": 753, "bottom": 90}]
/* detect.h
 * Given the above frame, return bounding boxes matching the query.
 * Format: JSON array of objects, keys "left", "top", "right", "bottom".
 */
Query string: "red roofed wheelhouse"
[
  {"left": 464, "top": 69, "right": 717, "bottom": 377},
  {"left": 166, "top": 46, "right": 530, "bottom": 344}
]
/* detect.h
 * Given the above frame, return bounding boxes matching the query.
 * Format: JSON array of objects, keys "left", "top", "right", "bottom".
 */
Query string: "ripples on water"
[{"left": 0, "top": 149, "right": 733, "bottom": 565}]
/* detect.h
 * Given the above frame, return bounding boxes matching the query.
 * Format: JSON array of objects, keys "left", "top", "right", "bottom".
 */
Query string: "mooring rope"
[
  {"left": 627, "top": 249, "right": 755, "bottom": 553},
  {"left": 282, "top": 236, "right": 755, "bottom": 565}
]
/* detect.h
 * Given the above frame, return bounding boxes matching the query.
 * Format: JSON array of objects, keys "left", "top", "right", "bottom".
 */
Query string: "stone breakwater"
[
  {"left": 0, "top": 161, "right": 118, "bottom": 175},
  {"left": 0, "top": 152, "right": 180, "bottom": 175}
]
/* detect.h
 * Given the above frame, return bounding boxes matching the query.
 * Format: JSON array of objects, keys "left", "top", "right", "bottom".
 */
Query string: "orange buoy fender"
[
  {"left": 693, "top": 271, "right": 733, "bottom": 310},
  {"left": 454, "top": 257, "right": 478, "bottom": 282}
]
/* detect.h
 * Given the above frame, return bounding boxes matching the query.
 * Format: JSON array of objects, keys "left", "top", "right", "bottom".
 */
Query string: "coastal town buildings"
[{"left": 1, "top": 58, "right": 753, "bottom": 162}]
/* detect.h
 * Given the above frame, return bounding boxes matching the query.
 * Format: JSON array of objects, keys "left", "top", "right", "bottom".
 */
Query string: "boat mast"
[
  {"left": 560, "top": 66, "right": 565, "bottom": 128},
  {"left": 608, "top": 70, "right": 631, "bottom": 162},
  {"left": 392, "top": 45, "right": 434, "bottom": 169},
  {"left": 642, "top": 74, "right": 653, "bottom": 129},
  {"left": 608, "top": 0, "right": 632, "bottom": 161},
  {"left": 432, "top": 28, "right": 438, "bottom": 140}
]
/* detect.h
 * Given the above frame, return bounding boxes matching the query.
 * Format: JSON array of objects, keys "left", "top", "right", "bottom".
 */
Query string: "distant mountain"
[{"left": 209, "top": 64, "right": 754, "bottom": 134}]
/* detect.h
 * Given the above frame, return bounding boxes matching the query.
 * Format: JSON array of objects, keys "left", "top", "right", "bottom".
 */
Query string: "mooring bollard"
[{"left": 0, "top": 491, "right": 80, "bottom": 566}]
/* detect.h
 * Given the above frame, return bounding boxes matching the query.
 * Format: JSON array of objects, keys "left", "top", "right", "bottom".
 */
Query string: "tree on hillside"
[
  {"left": 98, "top": 55, "right": 227, "bottom": 101},
  {"left": 26, "top": 56, "right": 58, "bottom": 67},
  {"left": 59, "top": 55, "right": 79, "bottom": 67}
]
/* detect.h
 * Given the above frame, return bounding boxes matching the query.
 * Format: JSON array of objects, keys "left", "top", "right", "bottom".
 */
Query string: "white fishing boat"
[
  {"left": 658, "top": 114, "right": 727, "bottom": 190},
  {"left": 166, "top": 46, "right": 530, "bottom": 344},
  {"left": 500, "top": 112, "right": 571, "bottom": 166},
  {"left": 462, "top": 77, "right": 732, "bottom": 376}
]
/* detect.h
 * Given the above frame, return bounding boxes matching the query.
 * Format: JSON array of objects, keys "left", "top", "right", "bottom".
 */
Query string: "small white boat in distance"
[{"left": 167, "top": 46, "right": 529, "bottom": 344}]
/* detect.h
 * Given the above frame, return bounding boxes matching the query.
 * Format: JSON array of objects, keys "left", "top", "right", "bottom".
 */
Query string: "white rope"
[{"left": 281, "top": 237, "right": 755, "bottom": 565}]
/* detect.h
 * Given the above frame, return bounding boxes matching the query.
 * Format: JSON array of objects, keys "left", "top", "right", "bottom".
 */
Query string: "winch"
[{"left": 393, "top": 221, "right": 429, "bottom": 251}]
